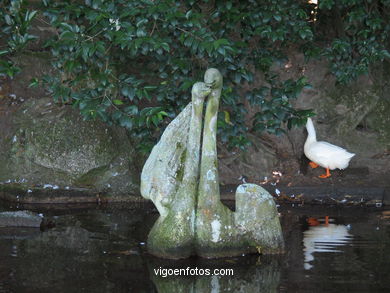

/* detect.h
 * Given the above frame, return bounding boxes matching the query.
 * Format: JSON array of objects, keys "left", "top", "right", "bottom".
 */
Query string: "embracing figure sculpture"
[{"left": 141, "top": 68, "right": 284, "bottom": 259}]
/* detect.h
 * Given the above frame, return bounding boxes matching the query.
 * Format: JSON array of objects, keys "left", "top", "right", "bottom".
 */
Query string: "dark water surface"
[{"left": 0, "top": 200, "right": 389, "bottom": 293}]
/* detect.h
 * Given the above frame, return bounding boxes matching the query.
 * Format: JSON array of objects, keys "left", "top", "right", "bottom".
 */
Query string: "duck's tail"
[{"left": 338, "top": 151, "right": 355, "bottom": 169}]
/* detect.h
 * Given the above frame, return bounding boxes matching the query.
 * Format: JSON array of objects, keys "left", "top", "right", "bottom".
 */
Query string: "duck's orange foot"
[
  {"left": 309, "top": 161, "right": 319, "bottom": 168},
  {"left": 318, "top": 168, "right": 331, "bottom": 178},
  {"left": 307, "top": 217, "right": 320, "bottom": 226}
]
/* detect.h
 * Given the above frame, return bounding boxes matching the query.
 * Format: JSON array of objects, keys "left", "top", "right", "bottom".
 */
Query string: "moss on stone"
[
  {"left": 175, "top": 142, "right": 186, "bottom": 183},
  {"left": 366, "top": 99, "right": 390, "bottom": 146},
  {"left": 0, "top": 97, "right": 138, "bottom": 199},
  {"left": 0, "top": 183, "right": 29, "bottom": 194},
  {"left": 74, "top": 165, "right": 110, "bottom": 187}
]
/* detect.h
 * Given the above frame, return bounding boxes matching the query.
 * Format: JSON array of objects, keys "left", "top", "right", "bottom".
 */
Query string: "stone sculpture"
[{"left": 141, "top": 68, "right": 284, "bottom": 259}]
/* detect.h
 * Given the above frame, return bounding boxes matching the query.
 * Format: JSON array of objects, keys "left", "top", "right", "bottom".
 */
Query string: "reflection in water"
[
  {"left": 1, "top": 203, "right": 390, "bottom": 292},
  {"left": 303, "top": 221, "right": 353, "bottom": 270},
  {"left": 148, "top": 256, "right": 281, "bottom": 293}
]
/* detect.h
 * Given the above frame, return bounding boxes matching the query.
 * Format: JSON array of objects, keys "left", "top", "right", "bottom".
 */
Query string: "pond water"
[{"left": 0, "top": 200, "right": 389, "bottom": 293}]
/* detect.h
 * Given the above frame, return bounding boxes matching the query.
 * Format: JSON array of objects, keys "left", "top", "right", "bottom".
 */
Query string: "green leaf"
[
  {"left": 25, "top": 10, "right": 37, "bottom": 22},
  {"left": 151, "top": 115, "right": 159, "bottom": 127},
  {"left": 124, "top": 105, "right": 138, "bottom": 115},
  {"left": 213, "top": 38, "right": 230, "bottom": 49},
  {"left": 60, "top": 22, "right": 74, "bottom": 32},
  {"left": 112, "top": 110, "right": 122, "bottom": 121},
  {"left": 273, "top": 15, "right": 282, "bottom": 22},
  {"left": 319, "top": 0, "right": 335, "bottom": 10},
  {"left": 180, "top": 80, "right": 194, "bottom": 91},
  {"left": 161, "top": 42, "right": 170, "bottom": 52},
  {"left": 119, "top": 115, "right": 133, "bottom": 129},
  {"left": 121, "top": 86, "right": 135, "bottom": 100},
  {"left": 159, "top": 111, "right": 168, "bottom": 117},
  {"left": 113, "top": 99, "right": 124, "bottom": 105},
  {"left": 28, "top": 78, "right": 39, "bottom": 88},
  {"left": 4, "top": 14, "right": 13, "bottom": 25},
  {"left": 223, "top": 110, "right": 234, "bottom": 125}
]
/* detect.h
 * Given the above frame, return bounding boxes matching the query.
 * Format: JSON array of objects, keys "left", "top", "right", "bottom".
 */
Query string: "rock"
[
  {"left": 0, "top": 210, "right": 42, "bottom": 227},
  {"left": 218, "top": 133, "right": 277, "bottom": 185},
  {"left": 365, "top": 98, "right": 390, "bottom": 145},
  {"left": 0, "top": 97, "right": 140, "bottom": 201},
  {"left": 235, "top": 184, "right": 284, "bottom": 253}
]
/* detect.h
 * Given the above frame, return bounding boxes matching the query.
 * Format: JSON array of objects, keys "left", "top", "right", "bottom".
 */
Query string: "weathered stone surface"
[
  {"left": 0, "top": 97, "right": 139, "bottom": 200},
  {"left": 194, "top": 69, "right": 284, "bottom": 258},
  {"left": 142, "top": 82, "right": 211, "bottom": 258},
  {"left": 235, "top": 184, "right": 284, "bottom": 253},
  {"left": 0, "top": 210, "right": 42, "bottom": 227},
  {"left": 142, "top": 69, "right": 284, "bottom": 259},
  {"left": 195, "top": 69, "right": 249, "bottom": 258},
  {"left": 140, "top": 103, "right": 191, "bottom": 217}
]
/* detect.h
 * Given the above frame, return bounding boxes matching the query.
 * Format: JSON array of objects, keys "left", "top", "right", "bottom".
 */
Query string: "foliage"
[
  {"left": 1, "top": 0, "right": 390, "bottom": 152},
  {"left": 0, "top": 0, "right": 37, "bottom": 78},
  {"left": 38, "top": 0, "right": 316, "bottom": 151},
  {"left": 315, "top": 0, "right": 390, "bottom": 83}
]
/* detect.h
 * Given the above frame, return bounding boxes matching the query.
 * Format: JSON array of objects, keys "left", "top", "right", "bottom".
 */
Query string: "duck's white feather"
[{"left": 304, "top": 118, "right": 355, "bottom": 170}]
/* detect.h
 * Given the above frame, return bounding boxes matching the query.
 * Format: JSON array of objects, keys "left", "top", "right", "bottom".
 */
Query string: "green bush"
[
  {"left": 40, "top": 0, "right": 317, "bottom": 151},
  {"left": 1, "top": 0, "right": 390, "bottom": 152},
  {"left": 0, "top": 0, "right": 37, "bottom": 78},
  {"left": 316, "top": 0, "right": 390, "bottom": 83}
]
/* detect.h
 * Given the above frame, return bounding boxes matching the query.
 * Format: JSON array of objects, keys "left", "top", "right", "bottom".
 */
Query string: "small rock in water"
[{"left": 0, "top": 211, "right": 42, "bottom": 227}]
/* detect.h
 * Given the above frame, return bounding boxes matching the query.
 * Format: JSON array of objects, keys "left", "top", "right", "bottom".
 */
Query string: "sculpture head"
[
  {"left": 204, "top": 68, "right": 223, "bottom": 89},
  {"left": 192, "top": 82, "right": 212, "bottom": 101}
]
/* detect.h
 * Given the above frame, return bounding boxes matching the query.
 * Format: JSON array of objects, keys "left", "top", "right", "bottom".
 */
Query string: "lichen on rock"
[
  {"left": 0, "top": 97, "right": 139, "bottom": 200},
  {"left": 141, "top": 69, "right": 284, "bottom": 259}
]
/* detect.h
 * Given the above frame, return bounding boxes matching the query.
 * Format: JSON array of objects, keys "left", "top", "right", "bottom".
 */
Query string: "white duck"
[{"left": 304, "top": 118, "right": 355, "bottom": 178}]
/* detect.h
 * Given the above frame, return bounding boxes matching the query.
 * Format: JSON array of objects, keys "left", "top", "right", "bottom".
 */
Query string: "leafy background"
[{"left": 1, "top": 0, "right": 389, "bottom": 153}]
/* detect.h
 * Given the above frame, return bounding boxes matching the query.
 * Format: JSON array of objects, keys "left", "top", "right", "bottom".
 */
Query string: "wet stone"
[{"left": 0, "top": 210, "right": 42, "bottom": 227}]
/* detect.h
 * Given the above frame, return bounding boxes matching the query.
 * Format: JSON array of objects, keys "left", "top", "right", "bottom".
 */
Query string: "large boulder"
[
  {"left": 0, "top": 97, "right": 140, "bottom": 201},
  {"left": 0, "top": 210, "right": 42, "bottom": 227}
]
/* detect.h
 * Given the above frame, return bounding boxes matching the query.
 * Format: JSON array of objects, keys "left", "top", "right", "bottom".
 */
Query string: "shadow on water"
[{"left": 0, "top": 200, "right": 390, "bottom": 292}]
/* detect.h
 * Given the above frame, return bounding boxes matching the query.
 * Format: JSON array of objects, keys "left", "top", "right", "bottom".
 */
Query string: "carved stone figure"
[{"left": 141, "top": 68, "right": 284, "bottom": 259}]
